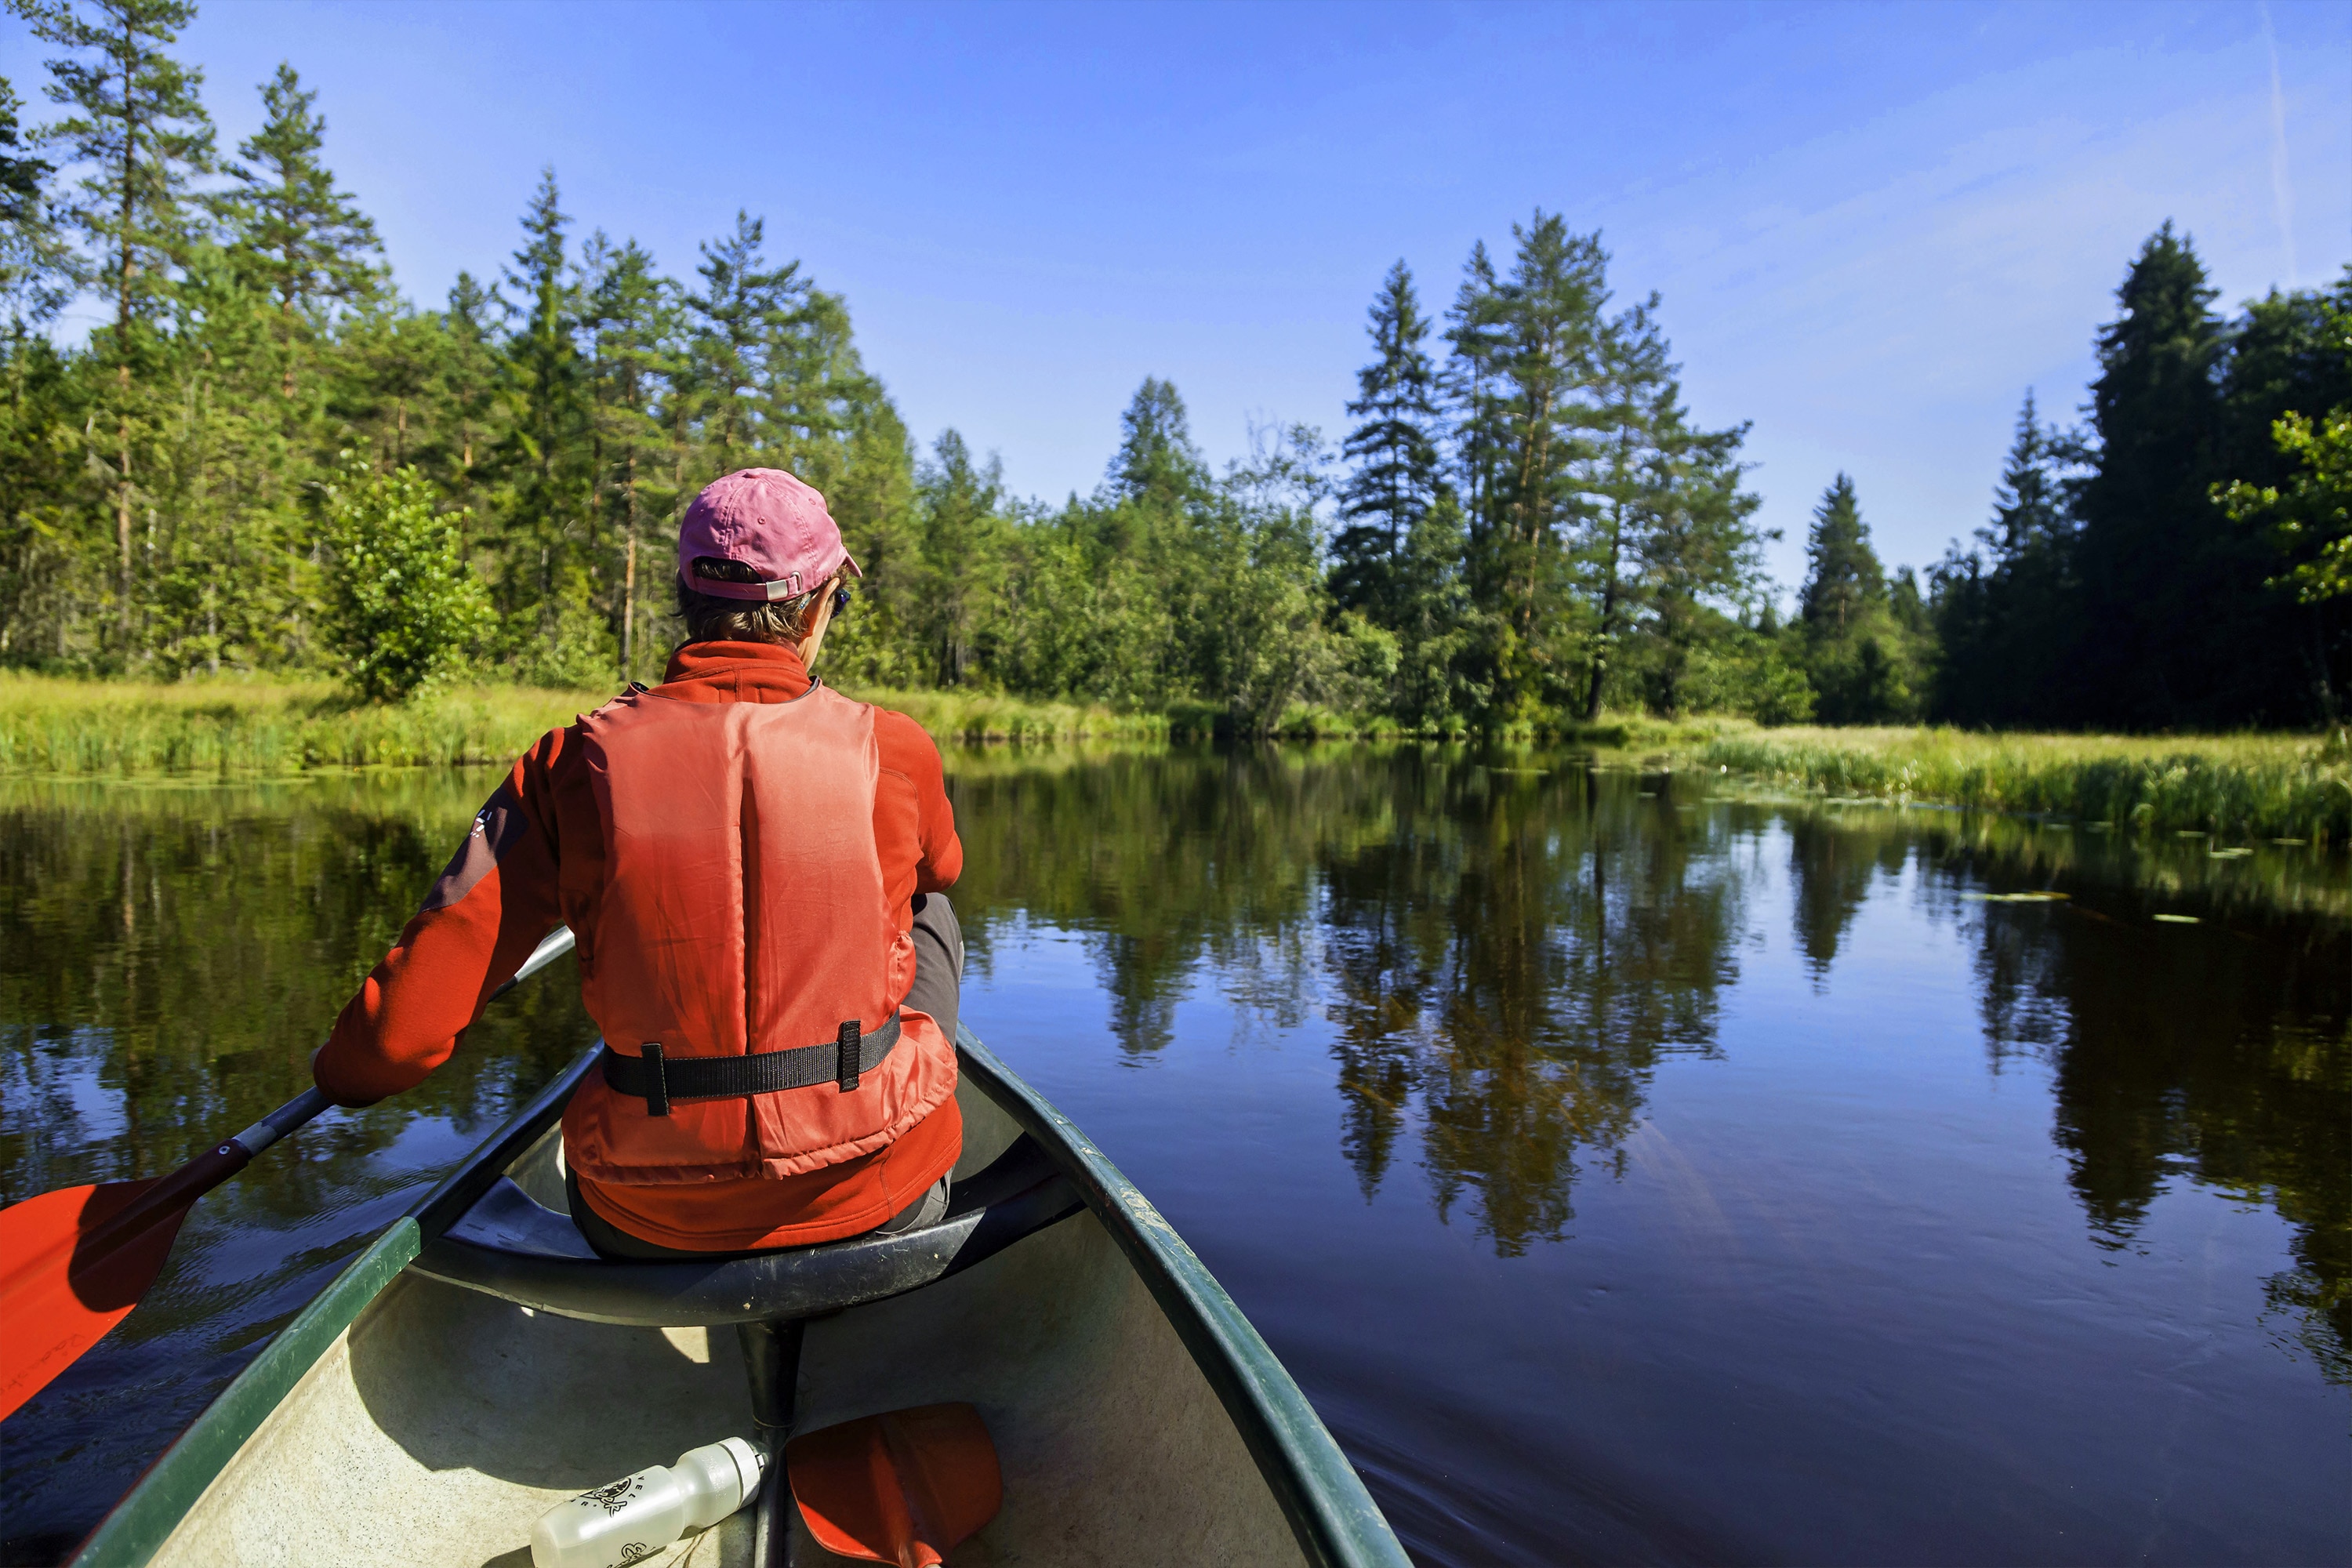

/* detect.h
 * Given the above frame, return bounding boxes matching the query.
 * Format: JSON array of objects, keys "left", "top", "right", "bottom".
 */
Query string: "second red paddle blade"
[
  {"left": 0, "top": 1178, "right": 188, "bottom": 1424},
  {"left": 787, "top": 1402, "right": 1004, "bottom": 1568}
]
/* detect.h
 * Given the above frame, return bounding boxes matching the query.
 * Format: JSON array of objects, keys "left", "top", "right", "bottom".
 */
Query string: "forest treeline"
[{"left": 0, "top": 2, "right": 2345, "bottom": 731}]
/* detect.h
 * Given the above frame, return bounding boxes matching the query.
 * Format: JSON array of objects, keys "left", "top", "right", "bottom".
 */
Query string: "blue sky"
[{"left": 4, "top": 0, "right": 2343, "bottom": 594}]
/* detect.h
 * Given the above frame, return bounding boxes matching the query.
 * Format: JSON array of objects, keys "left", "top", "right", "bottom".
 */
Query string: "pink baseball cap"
[{"left": 676, "top": 468, "right": 862, "bottom": 601}]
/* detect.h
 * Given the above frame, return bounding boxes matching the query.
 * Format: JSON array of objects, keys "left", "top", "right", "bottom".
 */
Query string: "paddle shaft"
[
  {"left": 65, "top": 926, "right": 579, "bottom": 1282},
  {"left": 0, "top": 925, "right": 581, "bottom": 1427}
]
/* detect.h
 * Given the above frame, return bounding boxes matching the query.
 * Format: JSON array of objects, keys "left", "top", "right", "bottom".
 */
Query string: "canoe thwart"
[{"left": 408, "top": 1134, "right": 1085, "bottom": 1327}]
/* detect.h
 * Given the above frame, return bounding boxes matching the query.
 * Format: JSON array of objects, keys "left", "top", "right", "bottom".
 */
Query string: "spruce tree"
[
  {"left": 915, "top": 428, "right": 1010, "bottom": 685},
  {"left": 1986, "top": 391, "right": 2070, "bottom": 565},
  {"left": 2210, "top": 274, "right": 2352, "bottom": 721},
  {"left": 225, "top": 63, "right": 381, "bottom": 396},
  {"left": 1932, "top": 392, "right": 2075, "bottom": 724},
  {"left": 1443, "top": 238, "right": 1507, "bottom": 558},
  {"left": 1799, "top": 474, "right": 1883, "bottom": 633},
  {"left": 1798, "top": 474, "right": 1914, "bottom": 723},
  {"left": 438, "top": 269, "right": 501, "bottom": 500},
  {"left": 1334, "top": 260, "right": 1443, "bottom": 625},
  {"left": 23, "top": 0, "right": 215, "bottom": 653},
  {"left": 492, "top": 169, "right": 601, "bottom": 679},
  {"left": 1979, "top": 391, "right": 2075, "bottom": 723},
  {"left": 2070, "top": 222, "right": 2224, "bottom": 725}
]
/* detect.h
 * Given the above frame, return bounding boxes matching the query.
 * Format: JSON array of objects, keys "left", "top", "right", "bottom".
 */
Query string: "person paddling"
[{"left": 313, "top": 468, "right": 966, "bottom": 1257}]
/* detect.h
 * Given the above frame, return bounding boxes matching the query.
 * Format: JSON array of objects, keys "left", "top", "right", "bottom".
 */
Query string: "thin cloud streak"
[{"left": 2260, "top": 2, "right": 2298, "bottom": 286}]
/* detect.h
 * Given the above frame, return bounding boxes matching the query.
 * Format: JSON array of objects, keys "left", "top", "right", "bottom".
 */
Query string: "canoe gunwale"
[
  {"left": 950, "top": 1027, "right": 1409, "bottom": 1568},
  {"left": 65, "top": 1048, "right": 605, "bottom": 1568},
  {"left": 64, "top": 1219, "right": 423, "bottom": 1568},
  {"left": 68, "top": 1033, "right": 1406, "bottom": 1568}
]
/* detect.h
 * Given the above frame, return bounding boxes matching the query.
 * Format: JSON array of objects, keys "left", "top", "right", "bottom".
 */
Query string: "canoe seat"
[{"left": 408, "top": 1133, "right": 1083, "bottom": 1328}]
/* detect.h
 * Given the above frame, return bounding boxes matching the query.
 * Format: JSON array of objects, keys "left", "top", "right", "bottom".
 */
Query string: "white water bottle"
[{"left": 530, "top": 1436, "right": 766, "bottom": 1568}]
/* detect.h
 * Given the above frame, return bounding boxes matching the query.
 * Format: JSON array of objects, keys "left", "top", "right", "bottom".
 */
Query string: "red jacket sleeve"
[
  {"left": 876, "top": 709, "right": 962, "bottom": 891},
  {"left": 313, "top": 736, "right": 568, "bottom": 1105}
]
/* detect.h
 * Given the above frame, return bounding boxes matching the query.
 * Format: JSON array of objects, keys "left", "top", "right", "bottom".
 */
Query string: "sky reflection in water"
[{"left": 0, "top": 750, "right": 2345, "bottom": 1565}]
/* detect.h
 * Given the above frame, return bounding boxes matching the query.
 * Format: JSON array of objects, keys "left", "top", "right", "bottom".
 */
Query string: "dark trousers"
[{"left": 567, "top": 893, "right": 964, "bottom": 1261}]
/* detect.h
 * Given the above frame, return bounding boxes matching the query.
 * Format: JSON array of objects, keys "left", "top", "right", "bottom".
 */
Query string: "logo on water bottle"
[
  {"left": 576, "top": 1475, "right": 641, "bottom": 1515},
  {"left": 616, "top": 1546, "right": 652, "bottom": 1566}
]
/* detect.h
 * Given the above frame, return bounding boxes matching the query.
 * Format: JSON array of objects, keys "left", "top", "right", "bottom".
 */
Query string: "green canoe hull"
[{"left": 69, "top": 1029, "right": 1407, "bottom": 1568}]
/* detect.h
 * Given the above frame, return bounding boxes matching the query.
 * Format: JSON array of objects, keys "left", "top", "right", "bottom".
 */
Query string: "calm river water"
[{"left": 1, "top": 748, "right": 2346, "bottom": 1565}]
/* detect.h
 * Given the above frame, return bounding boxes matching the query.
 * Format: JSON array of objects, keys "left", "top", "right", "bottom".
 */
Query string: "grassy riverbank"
[
  {"left": 1694, "top": 726, "right": 2352, "bottom": 844},
  {"left": 5, "top": 674, "right": 2345, "bottom": 844}
]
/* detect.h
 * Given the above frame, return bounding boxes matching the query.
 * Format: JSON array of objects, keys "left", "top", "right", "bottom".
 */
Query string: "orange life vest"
[{"left": 560, "top": 683, "right": 957, "bottom": 1186}]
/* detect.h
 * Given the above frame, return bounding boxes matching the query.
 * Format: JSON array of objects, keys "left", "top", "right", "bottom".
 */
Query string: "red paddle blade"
[
  {"left": 0, "top": 1178, "right": 192, "bottom": 1424},
  {"left": 788, "top": 1403, "right": 1004, "bottom": 1568}
]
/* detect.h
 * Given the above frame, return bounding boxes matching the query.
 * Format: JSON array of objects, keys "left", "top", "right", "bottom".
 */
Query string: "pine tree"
[
  {"left": 578, "top": 233, "right": 679, "bottom": 677},
  {"left": 0, "top": 77, "right": 67, "bottom": 324},
  {"left": 1639, "top": 416, "right": 1766, "bottom": 717},
  {"left": 225, "top": 63, "right": 381, "bottom": 397},
  {"left": 0, "top": 78, "right": 45, "bottom": 227},
  {"left": 1445, "top": 212, "right": 1609, "bottom": 720},
  {"left": 23, "top": 0, "right": 215, "bottom": 654},
  {"left": 1576, "top": 296, "right": 1671, "bottom": 717},
  {"left": 1106, "top": 375, "right": 1203, "bottom": 509},
  {"left": 1334, "top": 260, "right": 1443, "bottom": 625},
  {"left": 1489, "top": 214, "right": 1606, "bottom": 639},
  {"left": 682, "top": 211, "right": 806, "bottom": 474},
  {"left": 0, "top": 71, "right": 72, "bottom": 663}
]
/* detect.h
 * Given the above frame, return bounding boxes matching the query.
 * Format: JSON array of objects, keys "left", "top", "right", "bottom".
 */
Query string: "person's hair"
[{"left": 675, "top": 557, "right": 835, "bottom": 645}]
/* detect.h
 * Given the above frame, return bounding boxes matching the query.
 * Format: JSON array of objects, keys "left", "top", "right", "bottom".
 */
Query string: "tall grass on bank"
[
  {"left": 0, "top": 674, "right": 612, "bottom": 775},
  {"left": 1697, "top": 725, "right": 2352, "bottom": 844},
  {"left": 856, "top": 688, "right": 1172, "bottom": 743},
  {"left": 0, "top": 673, "right": 1192, "bottom": 775}
]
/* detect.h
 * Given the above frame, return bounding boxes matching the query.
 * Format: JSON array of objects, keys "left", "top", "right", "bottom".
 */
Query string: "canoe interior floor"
[{"left": 147, "top": 1079, "right": 1303, "bottom": 1567}]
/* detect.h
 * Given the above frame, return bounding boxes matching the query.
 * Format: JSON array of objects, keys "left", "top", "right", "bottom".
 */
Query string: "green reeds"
[
  {"left": 1697, "top": 725, "right": 2352, "bottom": 844},
  {"left": 0, "top": 674, "right": 612, "bottom": 776},
  {"left": 0, "top": 673, "right": 1191, "bottom": 774},
  {"left": 855, "top": 688, "right": 1174, "bottom": 743}
]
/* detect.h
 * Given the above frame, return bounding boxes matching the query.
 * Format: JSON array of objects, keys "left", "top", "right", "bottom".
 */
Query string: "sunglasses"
[{"left": 830, "top": 583, "right": 852, "bottom": 619}]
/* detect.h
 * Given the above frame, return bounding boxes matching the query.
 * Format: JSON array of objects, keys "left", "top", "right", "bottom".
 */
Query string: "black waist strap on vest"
[{"left": 600, "top": 1015, "right": 902, "bottom": 1116}]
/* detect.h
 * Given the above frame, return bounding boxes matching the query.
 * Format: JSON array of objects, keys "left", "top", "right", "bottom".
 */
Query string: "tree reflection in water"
[
  {"left": 951, "top": 750, "right": 2348, "bottom": 1368},
  {"left": 958, "top": 750, "right": 1751, "bottom": 1254},
  {"left": 1319, "top": 764, "right": 1744, "bottom": 1253}
]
